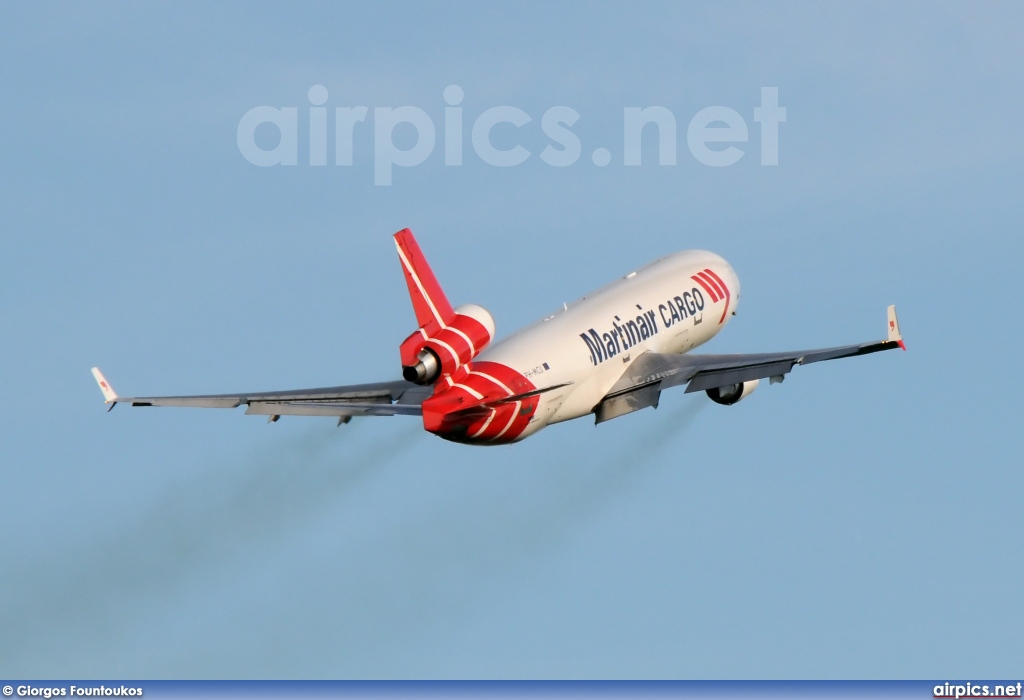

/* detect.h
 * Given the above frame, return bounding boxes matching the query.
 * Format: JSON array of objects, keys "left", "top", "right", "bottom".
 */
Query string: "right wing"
[
  {"left": 596, "top": 305, "right": 905, "bottom": 422},
  {"left": 90, "top": 367, "right": 429, "bottom": 419}
]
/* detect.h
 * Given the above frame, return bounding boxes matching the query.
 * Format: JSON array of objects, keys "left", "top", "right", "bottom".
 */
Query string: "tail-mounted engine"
[
  {"left": 393, "top": 228, "right": 496, "bottom": 386},
  {"left": 401, "top": 303, "right": 495, "bottom": 384},
  {"left": 706, "top": 379, "right": 759, "bottom": 405}
]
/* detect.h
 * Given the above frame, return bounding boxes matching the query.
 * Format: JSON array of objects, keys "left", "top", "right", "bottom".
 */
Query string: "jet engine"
[
  {"left": 706, "top": 379, "right": 759, "bottom": 405},
  {"left": 400, "top": 303, "right": 496, "bottom": 385}
]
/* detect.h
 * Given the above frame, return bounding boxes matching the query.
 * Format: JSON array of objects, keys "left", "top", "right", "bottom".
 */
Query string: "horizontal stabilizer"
[{"left": 480, "top": 382, "right": 573, "bottom": 408}]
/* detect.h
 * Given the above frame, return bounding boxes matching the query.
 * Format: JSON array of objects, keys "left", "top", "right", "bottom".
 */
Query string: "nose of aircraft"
[{"left": 723, "top": 259, "right": 741, "bottom": 316}]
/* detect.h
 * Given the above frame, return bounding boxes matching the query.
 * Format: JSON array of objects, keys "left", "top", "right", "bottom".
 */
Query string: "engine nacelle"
[
  {"left": 400, "top": 304, "right": 496, "bottom": 385},
  {"left": 706, "top": 379, "right": 759, "bottom": 406}
]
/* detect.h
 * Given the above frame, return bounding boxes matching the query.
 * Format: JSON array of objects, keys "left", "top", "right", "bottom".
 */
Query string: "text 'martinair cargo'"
[{"left": 237, "top": 85, "right": 786, "bottom": 185}]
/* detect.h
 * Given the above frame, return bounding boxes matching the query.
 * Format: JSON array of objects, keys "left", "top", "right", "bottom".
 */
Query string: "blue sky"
[{"left": 1, "top": 1, "right": 1022, "bottom": 678}]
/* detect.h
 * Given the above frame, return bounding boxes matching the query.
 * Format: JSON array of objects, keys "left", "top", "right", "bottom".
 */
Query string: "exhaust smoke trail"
[
  {"left": 172, "top": 399, "right": 710, "bottom": 676},
  {"left": 0, "top": 421, "right": 423, "bottom": 672},
  {"left": 2, "top": 398, "right": 707, "bottom": 676}
]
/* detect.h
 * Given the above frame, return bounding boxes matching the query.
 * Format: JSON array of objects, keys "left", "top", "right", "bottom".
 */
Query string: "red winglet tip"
[{"left": 898, "top": 340, "right": 906, "bottom": 351}]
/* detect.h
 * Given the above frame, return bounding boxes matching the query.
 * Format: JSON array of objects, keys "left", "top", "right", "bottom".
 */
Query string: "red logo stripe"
[
  {"left": 701, "top": 268, "right": 731, "bottom": 324},
  {"left": 690, "top": 274, "right": 719, "bottom": 303},
  {"left": 695, "top": 270, "right": 725, "bottom": 300}
]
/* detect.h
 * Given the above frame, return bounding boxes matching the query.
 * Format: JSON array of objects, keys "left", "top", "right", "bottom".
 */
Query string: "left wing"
[
  {"left": 598, "top": 305, "right": 905, "bottom": 419},
  {"left": 90, "top": 367, "right": 428, "bottom": 419}
]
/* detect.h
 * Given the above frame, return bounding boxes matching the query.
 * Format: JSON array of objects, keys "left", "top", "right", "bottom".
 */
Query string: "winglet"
[
  {"left": 887, "top": 305, "right": 905, "bottom": 351},
  {"left": 91, "top": 367, "right": 119, "bottom": 404},
  {"left": 393, "top": 228, "right": 456, "bottom": 328}
]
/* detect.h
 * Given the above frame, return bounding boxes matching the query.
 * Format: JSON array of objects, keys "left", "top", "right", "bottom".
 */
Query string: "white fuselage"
[{"left": 475, "top": 250, "right": 739, "bottom": 440}]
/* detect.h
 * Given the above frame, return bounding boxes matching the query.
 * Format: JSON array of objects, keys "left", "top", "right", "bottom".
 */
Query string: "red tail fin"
[{"left": 393, "top": 228, "right": 455, "bottom": 328}]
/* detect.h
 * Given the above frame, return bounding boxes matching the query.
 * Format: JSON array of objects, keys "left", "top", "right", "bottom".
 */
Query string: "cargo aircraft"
[{"left": 92, "top": 228, "right": 904, "bottom": 445}]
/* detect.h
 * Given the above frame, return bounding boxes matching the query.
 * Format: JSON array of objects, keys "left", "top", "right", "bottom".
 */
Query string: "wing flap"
[
  {"left": 244, "top": 402, "right": 422, "bottom": 417},
  {"left": 104, "top": 380, "right": 413, "bottom": 407},
  {"left": 130, "top": 397, "right": 241, "bottom": 408},
  {"left": 684, "top": 360, "right": 796, "bottom": 393},
  {"left": 595, "top": 382, "right": 661, "bottom": 424}
]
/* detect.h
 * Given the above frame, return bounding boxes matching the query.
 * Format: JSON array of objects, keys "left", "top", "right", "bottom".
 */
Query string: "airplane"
[{"left": 91, "top": 228, "right": 905, "bottom": 445}]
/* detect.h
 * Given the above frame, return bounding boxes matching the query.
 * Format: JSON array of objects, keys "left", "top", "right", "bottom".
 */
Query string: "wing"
[
  {"left": 597, "top": 305, "right": 905, "bottom": 421},
  {"left": 90, "top": 367, "right": 428, "bottom": 419}
]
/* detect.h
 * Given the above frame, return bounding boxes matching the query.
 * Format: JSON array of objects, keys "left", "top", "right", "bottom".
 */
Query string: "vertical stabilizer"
[{"left": 393, "top": 228, "right": 455, "bottom": 328}]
